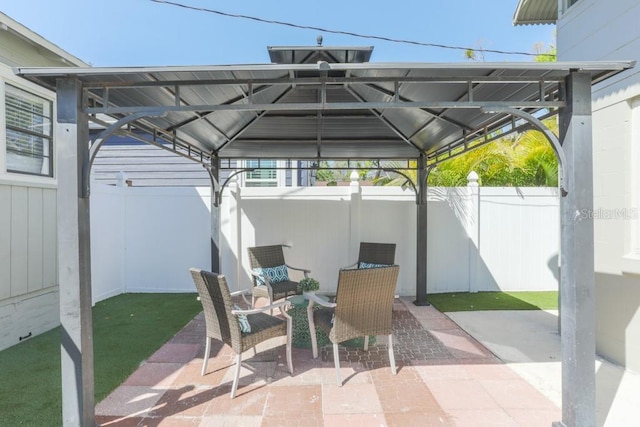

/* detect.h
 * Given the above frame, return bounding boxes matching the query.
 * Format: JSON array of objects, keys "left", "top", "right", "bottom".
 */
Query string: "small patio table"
[
  {"left": 288, "top": 294, "right": 331, "bottom": 348},
  {"left": 288, "top": 294, "right": 376, "bottom": 349}
]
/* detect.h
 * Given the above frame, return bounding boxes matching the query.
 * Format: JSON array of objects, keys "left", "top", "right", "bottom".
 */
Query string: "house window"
[
  {"left": 244, "top": 160, "right": 278, "bottom": 187},
  {"left": 563, "top": 0, "right": 580, "bottom": 12},
  {"left": 5, "top": 84, "right": 53, "bottom": 177}
]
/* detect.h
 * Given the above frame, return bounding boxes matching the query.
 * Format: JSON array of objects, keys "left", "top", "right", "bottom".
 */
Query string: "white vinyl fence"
[{"left": 90, "top": 176, "right": 560, "bottom": 303}]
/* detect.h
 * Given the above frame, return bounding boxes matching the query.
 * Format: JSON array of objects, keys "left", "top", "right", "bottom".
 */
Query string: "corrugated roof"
[
  {"left": 513, "top": 0, "right": 557, "bottom": 26},
  {"left": 15, "top": 46, "right": 632, "bottom": 168}
]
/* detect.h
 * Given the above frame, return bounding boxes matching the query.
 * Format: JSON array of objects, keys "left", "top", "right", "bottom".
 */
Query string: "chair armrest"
[
  {"left": 230, "top": 288, "right": 252, "bottom": 297},
  {"left": 250, "top": 270, "right": 273, "bottom": 286},
  {"left": 340, "top": 262, "right": 358, "bottom": 270},
  {"left": 285, "top": 264, "right": 311, "bottom": 276},
  {"left": 250, "top": 270, "right": 270, "bottom": 281},
  {"left": 306, "top": 292, "right": 336, "bottom": 308},
  {"left": 230, "top": 288, "right": 252, "bottom": 305},
  {"left": 232, "top": 299, "right": 291, "bottom": 316}
]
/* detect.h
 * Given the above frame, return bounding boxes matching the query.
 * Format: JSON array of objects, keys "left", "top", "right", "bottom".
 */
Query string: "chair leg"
[
  {"left": 308, "top": 305, "right": 318, "bottom": 359},
  {"left": 333, "top": 343, "right": 342, "bottom": 386},
  {"left": 363, "top": 336, "right": 369, "bottom": 351},
  {"left": 388, "top": 334, "right": 397, "bottom": 375},
  {"left": 201, "top": 337, "right": 211, "bottom": 376},
  {"left": 286, "top": 317, "right": 293, "bottom": 374},
  {"left": 230, "top": 352, "right": 242, "bottom": 398}
]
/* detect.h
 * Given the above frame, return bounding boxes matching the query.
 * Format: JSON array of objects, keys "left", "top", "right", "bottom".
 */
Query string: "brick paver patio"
[{"left": 95, "top": 298, "right": 560, "bottom": 426}]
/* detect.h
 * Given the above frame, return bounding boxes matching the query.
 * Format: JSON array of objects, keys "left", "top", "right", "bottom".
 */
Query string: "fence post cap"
[{"left": 467, "top": 171, "right": 479, "bottom": 186}]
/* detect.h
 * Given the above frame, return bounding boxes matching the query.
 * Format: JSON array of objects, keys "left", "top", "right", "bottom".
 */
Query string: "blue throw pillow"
[
  {"left": 234, "top": 305, "right": 251, "bottom": 333},
  {"left": 358, "top": 262, "right": 390, "bottom": 269},
  {"left": 253, "top": 265, "right": 289, "bottom": 285}
]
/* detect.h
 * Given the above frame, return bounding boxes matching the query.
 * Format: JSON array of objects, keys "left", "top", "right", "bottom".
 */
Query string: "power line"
[{"left": 150, "top": 0, "right": 555, "bottom": 59}]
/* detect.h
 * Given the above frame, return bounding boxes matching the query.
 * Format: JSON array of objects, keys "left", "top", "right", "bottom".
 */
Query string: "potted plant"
[{"left": 297, "top": 277, "right": 320, "bottom": 299}]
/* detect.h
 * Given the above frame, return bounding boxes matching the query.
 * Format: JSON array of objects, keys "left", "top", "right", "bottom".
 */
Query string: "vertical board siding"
[
  {"left": 0, "top": 184, "right": 58, "bottom": 301},
  {"left": 42, "top": 189, "right": 58, "bottom": 288},
  {"left": 27, "top": 188, "right": 44, "bottom": 292},
  {"left": 0, "top": 185, "right": 11, "bottom": 300},
  {"left": 0, "top": 186, "right": 10, "bottom": 300},
  {"left": 10, "top": 186, "right": 28, "bottom": 296},
  {"left": 0, "top": 184, "right": 59, "bottom": 352}
]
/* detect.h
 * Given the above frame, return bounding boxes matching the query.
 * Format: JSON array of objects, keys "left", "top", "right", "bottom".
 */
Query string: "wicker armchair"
[
  {"left": 307, "top": 265, "right": 400, "bottom": 385},
  {"left": 343, "top": 242, "right": 396, "bottom": 269},
  {"left": 247, "top": 245, "right": 311, "bottom": 306},
  {"left": 190, "top": 268, "right": 293, "bottom": 398}
]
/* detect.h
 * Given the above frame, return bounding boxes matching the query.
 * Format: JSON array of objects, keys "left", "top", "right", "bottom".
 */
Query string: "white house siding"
[
  {"left": 0, "top": 11, "right": 87, "bottom": 351},
  {"left": 91, "top": 142, "right": 213, "bottom": 187},
  {"left": 0, "top": 182, "right": 59, "bottom": 351},
  {"left": 557, "top": 0, "right": 640, "bottom": 372},
  {"left": 0, "top": 63, "right": 61, "bottom": 352}
]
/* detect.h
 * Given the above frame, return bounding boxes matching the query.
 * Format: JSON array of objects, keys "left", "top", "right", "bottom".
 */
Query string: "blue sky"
[{"left": 1, "top": 0, "right": 555, "bottom": 66}]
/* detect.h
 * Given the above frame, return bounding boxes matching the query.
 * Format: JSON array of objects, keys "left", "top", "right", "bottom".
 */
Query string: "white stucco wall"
[{"left": 557, "top": 0, "right": 640, "bottom": 372}]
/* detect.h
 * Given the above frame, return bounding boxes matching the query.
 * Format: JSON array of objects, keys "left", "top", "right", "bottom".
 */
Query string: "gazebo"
[{"left": 16, "top": 43, "right": 633, "bottom": 426}]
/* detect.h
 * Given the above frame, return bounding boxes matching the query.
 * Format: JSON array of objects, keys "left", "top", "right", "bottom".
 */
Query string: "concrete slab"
[{"left": 446, "top": 309, "right": 640, "bottom": 427}]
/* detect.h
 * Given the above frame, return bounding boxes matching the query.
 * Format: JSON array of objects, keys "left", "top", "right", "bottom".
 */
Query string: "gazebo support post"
[
  {"left": 56, "top": 77, "right": 95, "bottom": 426},
  {"left": 414, "top": 154, "right": 430, "bottom": 306},
  {"left": 206, "top": 157, "right": 221, "bottom": 273},
  {"left": 554, "top": 71, "right": 596, "bottom": 427}
]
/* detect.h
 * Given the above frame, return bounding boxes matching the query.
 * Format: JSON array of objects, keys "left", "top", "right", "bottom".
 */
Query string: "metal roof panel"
[{"left": 15, "top": 58, "right": 634, "bottom": 164}]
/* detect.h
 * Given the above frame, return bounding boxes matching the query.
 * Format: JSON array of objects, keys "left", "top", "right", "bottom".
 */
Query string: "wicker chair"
[
  {"left": 307, "top": 265, "right": 400, "bottom": 385},
  {"left": 190, "top": 268, "right": 293, "bottom": 398},
  {"left": 247, "top": 245, "right": 311, "bottom": 306},
  {"left": 343, "top": 242, "right": 396, "bottom": 269}
]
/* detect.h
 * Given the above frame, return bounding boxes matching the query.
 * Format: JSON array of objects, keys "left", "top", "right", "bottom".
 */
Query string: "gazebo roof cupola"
[{"left": 267, "top": 36, "right": 374, "bottom": 64}]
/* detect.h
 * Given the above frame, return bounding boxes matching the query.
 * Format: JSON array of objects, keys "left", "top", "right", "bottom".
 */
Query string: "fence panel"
[{"left": 90, "top": 182, "right": 559, "bottom": 301}]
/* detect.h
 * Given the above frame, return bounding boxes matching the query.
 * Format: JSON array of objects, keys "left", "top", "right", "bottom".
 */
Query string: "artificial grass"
[
  {"left": 0, "top": 292, "right": 201, "bottom": 426},
  {"left": 427, "top": 291, "right": 558, "bottom": 312}
]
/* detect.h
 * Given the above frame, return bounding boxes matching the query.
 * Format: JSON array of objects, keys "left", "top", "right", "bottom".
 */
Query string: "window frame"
[
  {"left": 240, "top": 160, "right": 295, "bottom": 187},
  {"left": 4, "top": 82, "right": 54, "bottom": 178},
  {"left": 561, "top": 0, "right": 581, "bottom": 14}
]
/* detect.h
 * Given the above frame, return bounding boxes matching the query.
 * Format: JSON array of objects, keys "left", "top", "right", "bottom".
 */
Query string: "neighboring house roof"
[
  {"left": 90, "top": 132, "right": 215, "bottom": 187},
  {"left": 0, "top": 12, "right": 88, "bottom": 67},
  {"left": 513, "top": 0, "right": 558, "bottom": 26}
]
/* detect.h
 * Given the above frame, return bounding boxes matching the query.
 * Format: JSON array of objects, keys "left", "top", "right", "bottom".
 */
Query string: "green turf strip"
[
  {"left": 0, "top": 293, "right": 201, "bottom": 426},
  {"left": 427, "top": 291, "right": 558, "bottom": 312}
]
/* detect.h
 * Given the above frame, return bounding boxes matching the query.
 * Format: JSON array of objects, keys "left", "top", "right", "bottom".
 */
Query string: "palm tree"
[{"left": 375, "top": 117, "right": 559, "bottom": 188}]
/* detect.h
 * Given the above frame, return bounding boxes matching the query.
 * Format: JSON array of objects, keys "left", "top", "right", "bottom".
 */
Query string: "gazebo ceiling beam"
[
  {"left": 85, "top": 100, "right": 565, "bottom": 115},
  {"left": 81, "top": 75, "right": 567, "bottom": 90}
]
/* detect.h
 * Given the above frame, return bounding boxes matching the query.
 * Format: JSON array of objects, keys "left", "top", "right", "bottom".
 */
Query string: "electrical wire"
[{"left": 150, "top": 0, "right": 556, "bottom": 59}]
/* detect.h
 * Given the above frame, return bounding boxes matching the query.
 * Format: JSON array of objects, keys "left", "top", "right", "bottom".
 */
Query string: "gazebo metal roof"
[{"left": 15, "top": 47, "right": 630, "bottom": 169}]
